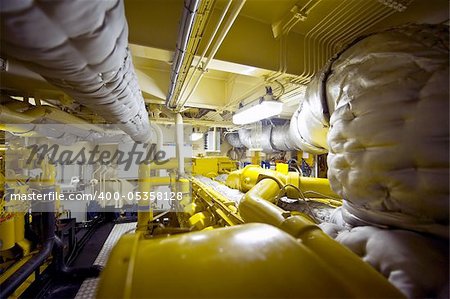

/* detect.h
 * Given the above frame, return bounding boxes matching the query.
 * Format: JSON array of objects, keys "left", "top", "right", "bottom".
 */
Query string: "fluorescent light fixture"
[
  {"left": 190, "top": 132, "right": 203, "bottom": 141},
  {"left": 232, "top": 100, "right": 283, "bottom": 125}
]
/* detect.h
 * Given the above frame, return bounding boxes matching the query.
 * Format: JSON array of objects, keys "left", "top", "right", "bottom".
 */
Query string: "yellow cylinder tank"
[
  {"left": 97, "top": 223, "right": 403, "bottom": 298},
  {"left": 0, "top": 216, "right": 15, "bottom": 251},
  {"left": 14, "top": 213, "right": 25, "bottom": 243}
]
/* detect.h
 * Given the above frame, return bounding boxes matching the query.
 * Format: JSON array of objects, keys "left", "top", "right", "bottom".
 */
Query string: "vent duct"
[{"left": 0, "top": 0, "right": 151, "bottom": 142}]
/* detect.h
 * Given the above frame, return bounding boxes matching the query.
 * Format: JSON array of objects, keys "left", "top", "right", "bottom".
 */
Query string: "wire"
[{"left": 276, "top": 183, "right": 315, "bottom": 217}]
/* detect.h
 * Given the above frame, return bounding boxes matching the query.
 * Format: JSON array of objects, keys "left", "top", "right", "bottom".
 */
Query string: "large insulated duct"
[
  {"left": 271, "top": 124, "right": 297, "bottom": 152},
  {"left": 238, "top": 127, "right": 273, "bottom": 152},
  {"left": 237, "top": 124, "right": 296, "bottom": 153},
  {"left": 235, "top": 120, "right": 325, "bottom": 153},
  {"left": 0, "top": 0, "right": 150, "bottom": 142},
  {"left": 225, "top": 132, "right": 244, "bottom": 148},
  {"left": 289, "top": 95, "right": 329, "bottom": 154},
  {"left": 300, "top": 24, "right": 449, "bottom": 237}
]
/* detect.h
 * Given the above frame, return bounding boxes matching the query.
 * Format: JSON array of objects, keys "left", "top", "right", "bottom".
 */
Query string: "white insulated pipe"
[
  {"left": 175, "top": 113, "right": 185, "bottom": 176},
  {"left": 0, "top": 0, "right": 150, "bottom": 142},
  {"left": 150, "top": 123, "right": 163, "bottom": 152}
]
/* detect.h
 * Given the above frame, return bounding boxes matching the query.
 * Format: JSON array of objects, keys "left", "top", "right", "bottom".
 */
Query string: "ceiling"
[{"left": 1, "top": 0, "right": 448, "bottom": 125}]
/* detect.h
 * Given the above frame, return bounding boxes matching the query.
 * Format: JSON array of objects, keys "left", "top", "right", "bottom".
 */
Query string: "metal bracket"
[{"left": 272, "top": 3, "right": 309, "bottom": 39}]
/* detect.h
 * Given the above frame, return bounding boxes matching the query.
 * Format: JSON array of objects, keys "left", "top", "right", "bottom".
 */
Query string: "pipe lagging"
[
  {"left": 225, "top": 132, "right": 244, "bottom": 148},
  {"left": 0, "top": 0, "right": 150, "bottom": 142},
  {"left": 237, "top": 122, "right": 325, "bottom": 154}
]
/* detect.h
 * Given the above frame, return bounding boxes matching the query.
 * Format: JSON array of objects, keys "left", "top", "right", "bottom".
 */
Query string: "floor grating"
[{"left": 74, "top": 222, "right": 137, "bottom": 299}]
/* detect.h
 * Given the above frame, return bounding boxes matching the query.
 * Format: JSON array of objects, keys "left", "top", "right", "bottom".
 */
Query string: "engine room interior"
[{"left": 0, "top": 0, "right": 449, "bottom": 298}]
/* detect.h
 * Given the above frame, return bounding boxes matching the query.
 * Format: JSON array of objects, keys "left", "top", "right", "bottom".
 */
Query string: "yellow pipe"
[
  {"left": 238, "top": 178, "right": 404, "bottom": 298},
  {"left": 251, "top": 150, "right": 261, "bottom": 166},
  {"left": 14, "top": 213, "right": 25, "bottom": 244},
  {"left": 137, "top": 159, "right": 176, "bottom": 232},
  {"left": 298, "top": 176, "right": 340, "bottom": 199},
  {"left": 40, "top": 159, "right": 56, "bottom": 186},
  {"left": 140, "top": 176, "right": 172, "bottom": 186},
  {"left": 43, "top": 106, "right": 103, "bottom": 132},
  {"left": 0, "top": 103, "right": 103, "bottom": 133},
  {"left": 0, "top": 105, "right": 45, "bottom": 123},
  {"left": 137, "top": 163, "right": 152, "bottom": 231},
  {"left": 226, "top": 165, "right": 340, "bottom": 199},
  {"left": 0, "top": 124, "right": 36, "bottom": 135},
  {"left": 148, "top": 158, "right": 178, "bottom": 170}
]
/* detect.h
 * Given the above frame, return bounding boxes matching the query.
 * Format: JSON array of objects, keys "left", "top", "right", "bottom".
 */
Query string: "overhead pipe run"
[
  {"left": 0, "top": 0, "right": 151, "bottom": 142},
  {"left": 0, "top": 100, "right": 103, "bottom": 133},
  {"left": 0, "top": 99, "right": 105, "bottom": 144},
  {"left": 166, "top": 0, "right": 204, "bottom": 109},
  {"left": 0, "top": 104, "right": 45, "bottom": 123},
  {"left": 177, "top": 0, "right": 247, "bottom": 111},
  {"left": 266, "top": 0, "right": 320, "bottom": 83},
  {"left": 177, "top": 0, "right": 233, "bottom": 108}
]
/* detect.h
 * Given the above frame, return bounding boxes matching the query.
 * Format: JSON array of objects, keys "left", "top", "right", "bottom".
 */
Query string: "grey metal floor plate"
[
  {"left": 74, "top": 278, "right": 100, "bottom": 299},
  {"left": 93, "top": 222, "right": 137, "bottom": 267},
  {"left": 75, "top": 222, "right": 137, "bottom": 299}
]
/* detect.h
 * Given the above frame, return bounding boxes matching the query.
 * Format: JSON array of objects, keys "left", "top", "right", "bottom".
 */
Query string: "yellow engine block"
[{"left": 98, "top": 165, "right": 404, "bottom": 298}]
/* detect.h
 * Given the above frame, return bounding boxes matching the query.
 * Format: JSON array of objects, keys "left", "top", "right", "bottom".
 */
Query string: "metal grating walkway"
[{"left": 74, "top": 222, "right": 137, "bottom": 299}]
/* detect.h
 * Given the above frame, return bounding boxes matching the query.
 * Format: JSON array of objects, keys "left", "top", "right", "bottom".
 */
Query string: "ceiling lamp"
[{"left": 232, "top": 87, "right": 283, "bottom": 125}]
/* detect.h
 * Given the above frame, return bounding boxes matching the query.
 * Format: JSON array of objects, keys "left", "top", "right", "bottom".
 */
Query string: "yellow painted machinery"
[
  {"left": 183, "top": 177, "right": 244, "bottom": 230},
  {"left": 136, "top": 158, "right": 192, "bottom": 233},
  {"left": 98, "top": 223, "right": 402, "bottom": 298},
  {"left": 225, "top": 164, "right": 339, "bottom": 199},
  {"left": 191, "top": 156, "right": 238, "bottom": 177},
  {"left": 0, "top": 158, "right": 55, "bottom": 273},
  {"left": 97, "top": 165, "right": 404, "bottom": 298},
  {"left": 0, "top": 153, "right": 101, "bottom": 298},
  {"left": 0, "top": 158, "right": 55, "bottom": 298}
]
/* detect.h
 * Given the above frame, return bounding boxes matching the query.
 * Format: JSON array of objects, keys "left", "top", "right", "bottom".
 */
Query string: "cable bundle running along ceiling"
[{"left": 292, "top": 0, "right": 412, "bottom": 84}]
